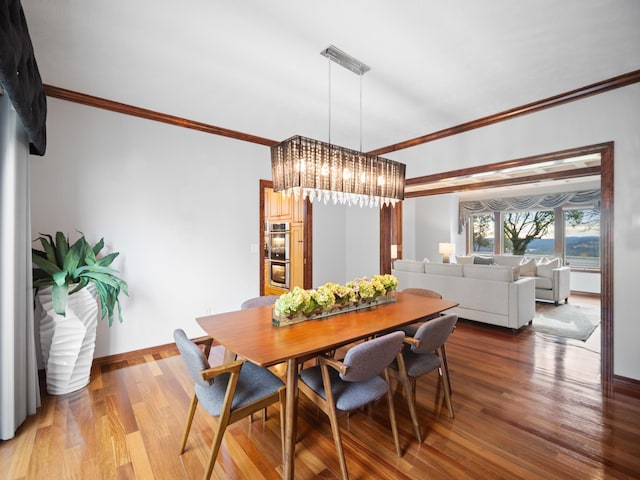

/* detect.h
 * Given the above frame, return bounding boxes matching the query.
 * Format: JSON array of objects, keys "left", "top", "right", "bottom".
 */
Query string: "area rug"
[{"left": 531, "top": 303, "right": 600, "bottom": 341}]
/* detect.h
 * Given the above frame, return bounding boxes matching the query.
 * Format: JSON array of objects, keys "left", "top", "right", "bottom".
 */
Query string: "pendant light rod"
[
  {"left": 360, "top": 71, "right": 363, "bottom": 152},
  {"left": 328, "top": 56, "right": 331, "bottom": 145}
]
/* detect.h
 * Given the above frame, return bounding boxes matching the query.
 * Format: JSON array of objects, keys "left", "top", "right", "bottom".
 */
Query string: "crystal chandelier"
[{"left": 271, "top": 46, "right": 406, "bottom": 208}]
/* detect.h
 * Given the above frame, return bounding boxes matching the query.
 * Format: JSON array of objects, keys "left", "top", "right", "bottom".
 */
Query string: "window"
[
  {"left": 468, "top": 207, "right": 600, "bottom": 270},
  {"left": 471, "top": 214, "right": 494, "bottom": 253},
  {"left": 564, "top": 208, "right": 600, "bottom": 269}
]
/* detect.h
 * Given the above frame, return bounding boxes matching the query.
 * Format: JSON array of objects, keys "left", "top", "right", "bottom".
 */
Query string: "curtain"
[
  {"left": 0, "top": 0, "right": 47, "bottom": 155},
  {"left": 458, "top": 189, "right": 601, "bottom": 234},
  {"left": 0, "top": 91, "right": 40, "bottom": 440}
]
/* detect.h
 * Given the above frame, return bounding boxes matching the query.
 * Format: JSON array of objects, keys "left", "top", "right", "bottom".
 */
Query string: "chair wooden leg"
[
  {"left": 204, "top": 415, "right": 231, "bottom": 480},
  {"left": 438, "top": 347, "right": 455, "bottom": 418},
  {"left": 411, "top": 377, "right": 417, "bottom": 405},
  {"left": 395, "top": 353, "right": 422, "bottom": 442},
  {"left": 278, "top": 387, "right": 286, "bottom": 466},
  {"left": 320, "top": 364, "right": 349, "bottom": 480},
  {"left": 440, "top": 344, "right": 452, "bottom": 396},
  {"left": 180, "top": 394, "right": 199, "bottom": 454},
  {"left": 384, "top": 369, "right": 402, "bottom": 456}
]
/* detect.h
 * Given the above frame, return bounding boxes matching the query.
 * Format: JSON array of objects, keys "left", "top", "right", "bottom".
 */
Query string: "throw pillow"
[
  {"left": 538, "top": 257, "right": 561, "bottom": 268},
  {"left": 519, "top": 257, "right": 537, "bottom": 277},
  {"left": 454, "top": 255, "right": 474, "bottom": 265},
  {"left": 536, "top": 257, "right": 561, "bottom": 278},
  {"left": 473, "top": 255, "right": 494, "bottom": 265}
]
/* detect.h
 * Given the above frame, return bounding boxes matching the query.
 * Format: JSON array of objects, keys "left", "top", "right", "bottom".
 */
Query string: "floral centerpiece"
[{"left": 273, "top": 274, "right": 398, "bottom": 326}]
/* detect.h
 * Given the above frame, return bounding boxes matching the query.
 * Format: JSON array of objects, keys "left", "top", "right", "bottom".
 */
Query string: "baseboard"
[
  {"left": 92, "top": 335, "right": 213, "bottom": 368},
  {"left": 614, "top": 374, "right": 640, "bottom": 398},
  {"left": 569, "top": 290, "right": 601, "bottom": 298}
]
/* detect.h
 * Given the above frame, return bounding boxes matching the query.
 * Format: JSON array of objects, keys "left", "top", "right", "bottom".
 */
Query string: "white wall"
[
  {"left": 408, "top": 194, "right": 459, "bottom": 262},
  {"left": 391, "top": 83, "right": 640, "bottom": 380},
  {"left": 311, "top": 202, "right": 380, "bottom": 286},
  {"left": 571, "top": 271, "right": 601, "bottom": 294},
  {"left": 345, "top": 206, "right": 379, "bottom": 280},
  {"left": 30, "top": 99, "right": 271, "bottom": 356},
  {"left": 312, "top": 203, "right": 347, "bottom": 286}
]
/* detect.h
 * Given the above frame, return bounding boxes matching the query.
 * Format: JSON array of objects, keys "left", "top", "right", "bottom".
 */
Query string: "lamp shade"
[
  {"left": 438, "top": 243, "right": 454, "bottom": 255},
  {"left": 271, "top": 135, "right": 406, "bottom": 208},
  {"left": 438, "top": 243, "right": 454, "bottom": 263}
]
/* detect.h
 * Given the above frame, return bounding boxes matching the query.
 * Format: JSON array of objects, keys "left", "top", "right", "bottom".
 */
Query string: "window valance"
[{"left": 458, "top": 189, "right": 600, "bottom": 234}]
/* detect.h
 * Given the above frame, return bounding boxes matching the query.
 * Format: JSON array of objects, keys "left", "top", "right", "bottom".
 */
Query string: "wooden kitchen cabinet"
[
  {"left": 265, "top": 284, "right": 288, "bottom": 296},
  {"left": 290, "top": 224, "right": 304, "bottom": 289},
  {"left": 267, "top": 188, "right": 292, "bottom": 220},
  {"left": 292, "top": 195, "right": 305, "bottom": 224}
]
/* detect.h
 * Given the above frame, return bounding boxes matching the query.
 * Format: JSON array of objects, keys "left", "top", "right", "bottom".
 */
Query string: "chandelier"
[{"left": 271, "top": 46, "right": 406, "bottom": 208}]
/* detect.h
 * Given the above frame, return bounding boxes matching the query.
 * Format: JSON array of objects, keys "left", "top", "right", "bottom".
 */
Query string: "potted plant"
[{"left": 32, "top": 232, "right": 128, "bottom": 394}]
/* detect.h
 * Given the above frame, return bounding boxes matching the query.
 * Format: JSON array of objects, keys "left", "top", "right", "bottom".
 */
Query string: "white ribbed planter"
[{"left": 36, "top": 285, "right": 99, "bottom": 395}]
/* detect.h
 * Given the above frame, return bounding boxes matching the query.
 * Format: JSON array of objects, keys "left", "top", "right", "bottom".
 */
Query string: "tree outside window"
[
  {"left": 503, "top": 210, "right": 554, "bottom": 255},
  {"left": 472, "top": 214, "right": 494, "bottom": 253}
]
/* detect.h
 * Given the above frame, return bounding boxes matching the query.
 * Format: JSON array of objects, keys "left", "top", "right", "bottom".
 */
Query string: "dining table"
[{"left": 196, "top": 291, "right": 458, "bottom": 479}]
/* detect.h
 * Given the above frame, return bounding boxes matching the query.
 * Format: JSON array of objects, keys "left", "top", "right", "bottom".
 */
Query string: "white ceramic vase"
[{"left": 36, "top": 285, "right": 99, "bottom": 395}]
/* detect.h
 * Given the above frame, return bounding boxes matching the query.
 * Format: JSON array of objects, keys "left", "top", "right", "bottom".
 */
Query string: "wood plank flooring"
[{"left": 2, "top": 295, "right": 639, "bottom": 479}]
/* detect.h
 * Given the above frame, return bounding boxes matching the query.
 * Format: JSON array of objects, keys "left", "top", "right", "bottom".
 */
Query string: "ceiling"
[{"left": 21, "top": 1, "right": 640, "bottom": 180}]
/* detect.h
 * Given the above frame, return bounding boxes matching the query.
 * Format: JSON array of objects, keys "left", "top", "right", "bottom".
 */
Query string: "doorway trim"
[{"left": 384, "top": 142, "right": 613, "bottom": 394}]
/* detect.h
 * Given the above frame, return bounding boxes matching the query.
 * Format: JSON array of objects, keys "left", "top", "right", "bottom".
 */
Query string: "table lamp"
[{"left": 438, "top": 243, "right": 454, "bottom": 263}]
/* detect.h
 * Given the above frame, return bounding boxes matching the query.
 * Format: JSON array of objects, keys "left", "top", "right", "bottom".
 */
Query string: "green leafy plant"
[{"left": 32, "top": 232, "right": 129, "bottom": 326}]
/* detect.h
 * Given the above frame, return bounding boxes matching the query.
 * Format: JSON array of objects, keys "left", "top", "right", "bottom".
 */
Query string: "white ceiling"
[{"left": 22, "top": 1, "right": 640, "bottom": 164}]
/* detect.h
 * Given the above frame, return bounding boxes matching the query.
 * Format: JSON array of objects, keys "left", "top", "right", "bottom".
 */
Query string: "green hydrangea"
[{"left": 274, "top": 275, "right": 398, "bottom": 318}]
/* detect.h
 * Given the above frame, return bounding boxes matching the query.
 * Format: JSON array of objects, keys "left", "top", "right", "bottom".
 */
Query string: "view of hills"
[{"left": 476, "top": 236, "right": 600, "bottom": 257}]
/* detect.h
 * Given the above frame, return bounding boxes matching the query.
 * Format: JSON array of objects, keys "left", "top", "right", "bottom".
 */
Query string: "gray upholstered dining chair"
[
  {"left": 400, "top": 288, "right": 443, "bottom": 336},
  {"left": 402, "top": 287, "right": 442, "bottom": 299},
  {"left": 240, "top": 294, "right": 281, "bottom": 419},
  {"left": 240, "top": 295, "right": 280, "bottom": 310},
  {"left": 391, "top": 314, "right": 457, "bottom": 443},
  {"left": 298, "top": 330, "right": 405, "bottom": 480},
  {"left": 173, "top": 329, "right": 286, "bottom": 480},
  {"left": 399, "top": 287, "right": 454, "bottom": 396}
]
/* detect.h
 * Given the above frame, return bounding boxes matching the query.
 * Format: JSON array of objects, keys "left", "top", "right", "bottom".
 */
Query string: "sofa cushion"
[
  {"left": 454, "top": 255, "right": 474, "bottom": 265},
  {"left": 424, "top": 263, "right": 464, "bottom": 277},
  {"left": 536, "top": 257, "right": 561, "bottom": 278},
  {"left": 535, "top": 276, "right": 553, "bottom": 290},
  {"left": 493, "top": 255, "right": 523, "bottom": 267},
  {"left": 473, "top": 255, "right": 494, "bottom": 265},
  {"left": 519, "top": 257, "right": 537, "bottom": 277},
  {"left": 393, "top": 259, "right": 425, "bottom": 273},
  {"left": 463, "top": 264, "right": 517, "bottom": 282}
]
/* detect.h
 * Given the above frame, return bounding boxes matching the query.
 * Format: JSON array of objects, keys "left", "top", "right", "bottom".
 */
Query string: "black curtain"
[{"left": 0, "top": 0, "right": 46, "bottom": 155}]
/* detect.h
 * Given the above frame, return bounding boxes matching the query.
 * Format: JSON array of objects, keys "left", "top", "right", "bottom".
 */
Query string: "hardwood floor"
[{"left": 2, "top": 295, "right": 639, "bottom": 479}]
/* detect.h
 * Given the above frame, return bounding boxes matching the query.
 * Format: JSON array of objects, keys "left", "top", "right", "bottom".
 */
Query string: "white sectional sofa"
[
  {"left": 455, "top": 254, "right": 571, "bottom": 305},
  {"left": 392, "top": 260, "right": 535, "bottom": 330}
]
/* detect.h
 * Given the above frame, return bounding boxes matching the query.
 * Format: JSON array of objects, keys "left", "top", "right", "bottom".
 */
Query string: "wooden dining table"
[{"left": 196, "top": 291, "right": 458, "bottom": 479}]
